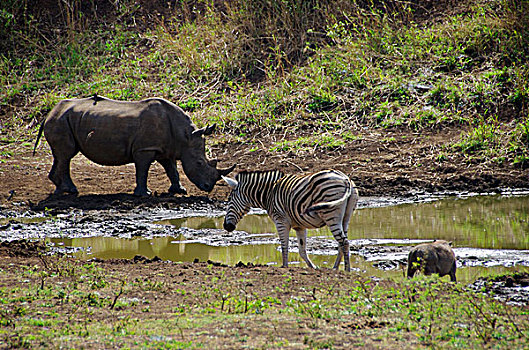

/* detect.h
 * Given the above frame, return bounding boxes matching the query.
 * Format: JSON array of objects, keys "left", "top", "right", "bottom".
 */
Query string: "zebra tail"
[{"left": 305, "top": 182, "right": 352, "bottom": 213}]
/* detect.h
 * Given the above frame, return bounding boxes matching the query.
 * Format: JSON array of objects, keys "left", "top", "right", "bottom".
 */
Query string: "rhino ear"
[
  {"left": 204, "top": 124, "right": 216, "bottom": 136},
  {"left": 192, "top": 124, "right": 216, "bottom": 138},
  {"left": 222, "top": 176, "right": 238, "bottom": 189}
]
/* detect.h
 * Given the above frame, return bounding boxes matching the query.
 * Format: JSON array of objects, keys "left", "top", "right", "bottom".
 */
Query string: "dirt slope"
[{"left": 1, "top": 125, "right": 527, "bottom": 212}]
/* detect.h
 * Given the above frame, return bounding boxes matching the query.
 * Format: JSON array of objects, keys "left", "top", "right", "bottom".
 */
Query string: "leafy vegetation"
[
  {"left": 0, "top": 251, "right": 527, "bottom": 349},
  {"left": 0, "top": 0, "right": 528, "bottom": 165},
  {"left": 271, "top": 133, "right": 345, "bottom": 152}
]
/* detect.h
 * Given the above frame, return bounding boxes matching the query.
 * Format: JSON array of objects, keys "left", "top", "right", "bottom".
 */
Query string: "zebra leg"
[
  {"left": 333, "top": 249, "right": 343, "bottom": 269},
  {"left": 342, "top": 239, "right": 351, "bottom": 272},
  {"left": 322, "top": 215, "right": 351, "bottom": 272},
  {"left": 274, "top": 222, "right": 291, "bottom": 268},
  {"left": 342, "top": 188, "right": 358, "bottom": 236},
  {"left": 338, "top": 185, "right": 358, "bottom": 270},
  {"left": 335, "top": 239, "right": 350, "bottom": 272},
  {"left": 333, "top": 239, "right": 351, "bottom": 272},
  {"left": 295, "top": 229, "right": 316, "bottom": 269}
]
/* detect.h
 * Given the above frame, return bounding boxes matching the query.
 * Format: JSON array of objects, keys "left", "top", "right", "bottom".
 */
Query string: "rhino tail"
[{"left": 33, "top": 120, "right": 45, "bottom": 156}]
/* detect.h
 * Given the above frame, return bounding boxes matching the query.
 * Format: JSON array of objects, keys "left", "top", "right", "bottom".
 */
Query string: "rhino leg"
[
  {"left": 407, "top": 264, "right": 416, "bottom": 279},
  {"left": 133, "top": 151, "right": 156, "bottom": 197},
  {"left": 48, "top": 137, "right": 79, "bottom": 196},
  {"left": 407, "top": 253, "right": 419, "bottom": 278},
  {"left": 49, "top": 156, "right": 79, "bottom": 195},
  {"left": 158, "top": 159, "right": 187, "bottom": 195},
  {"left": 423, "top": 262, "right": 436, "bottom": 276}
]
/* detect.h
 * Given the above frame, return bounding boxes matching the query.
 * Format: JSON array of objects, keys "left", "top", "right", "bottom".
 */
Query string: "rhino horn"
[{"left": 218, "top": 164, "right": 236, "bottom": 177}]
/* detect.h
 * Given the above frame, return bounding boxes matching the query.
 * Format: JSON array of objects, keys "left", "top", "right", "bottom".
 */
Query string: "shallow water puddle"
[
  {"left": 44, "top": 193, "right": 529, "bottom": 283},
  {"left": 49, "top": 236, "right": 525, "bottom": 283},
  {"left": 160, "top": 194, "right": 529, "bottom": 249}
]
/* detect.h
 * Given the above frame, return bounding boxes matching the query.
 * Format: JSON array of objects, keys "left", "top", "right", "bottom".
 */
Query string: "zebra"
[{"left": 222, "top": 169, "right": 359, "bottom": 271}]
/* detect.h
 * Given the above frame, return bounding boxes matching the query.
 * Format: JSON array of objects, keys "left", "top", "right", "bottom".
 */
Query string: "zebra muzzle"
[{"left": 223, "top": 221, "right": 236, "bottom": 232}]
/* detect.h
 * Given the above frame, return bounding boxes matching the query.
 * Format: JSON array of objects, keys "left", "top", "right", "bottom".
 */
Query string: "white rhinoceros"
[{"left": 34, "top": 95, "right": 235, "bottom": 196}]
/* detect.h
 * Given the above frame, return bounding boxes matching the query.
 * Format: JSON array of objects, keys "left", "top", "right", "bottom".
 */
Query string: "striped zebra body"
[{"left": 223, "top": 169, "right": 359, "bottom": 271}]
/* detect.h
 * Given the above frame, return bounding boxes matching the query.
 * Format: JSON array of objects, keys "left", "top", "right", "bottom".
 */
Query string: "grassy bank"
[
  {"left": 1, "top": 250, "right": 527, "bottom": 349},
  {"left": 1, "top": 0, "right": 528, "bottom": 167}
]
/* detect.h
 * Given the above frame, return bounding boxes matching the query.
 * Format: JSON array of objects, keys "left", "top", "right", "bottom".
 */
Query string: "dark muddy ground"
[
  {"left": 467, "top": 272, "right": 529, "bottom": 305},
  {"left": 2, "top": 194, "right": 528, "bottom": 305},
  {"left": 2, "top": 127, "right": 529, "bottom": 213},
  {"left": 1, "top": 236, "right": 528, "bottom": 308},
  {"left": 0, "top": 131, "right": 528, "bottom": 306}
]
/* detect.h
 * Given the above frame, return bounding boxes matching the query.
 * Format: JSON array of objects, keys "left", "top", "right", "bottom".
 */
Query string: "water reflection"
[
  {"left": 49, "top": 194, "right": 529, "bottom": 283},
  {"left": 48, "top": 236, "right": 527, "bottom": 284},
  {"left": 53, "top": 236, "right": 284, "bottom": 265},
  {"left": 158, "top": 195, "right": 529, "bottom": 249},
  {"left": 350, "top": 195, "right": 529, "bottom": 249}
]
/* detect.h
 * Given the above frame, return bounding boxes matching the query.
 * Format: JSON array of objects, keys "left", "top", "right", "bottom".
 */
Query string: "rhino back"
[
  {"left": 45, "top": 97, "right": 192, "bottom": 166},
  {"left": 432, "top": 244, "right": 456, "bottom": 274}
]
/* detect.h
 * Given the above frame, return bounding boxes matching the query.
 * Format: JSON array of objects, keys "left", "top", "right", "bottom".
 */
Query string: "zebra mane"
[{"left": 235, "top": 169, "right": 284, "bottom": 182}]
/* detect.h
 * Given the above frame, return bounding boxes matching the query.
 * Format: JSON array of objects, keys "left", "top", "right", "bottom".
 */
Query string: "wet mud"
[
  {"left": 2, "top": 195, "right": 528, "bottom": 269},
  {"left": 468, "top": 273, "right": 529, "bottom": 305},
  {"left": 1, "top": 194, "right": 528, "bottom": 304}
]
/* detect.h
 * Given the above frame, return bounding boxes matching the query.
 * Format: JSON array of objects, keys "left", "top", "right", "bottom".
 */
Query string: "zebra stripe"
[{"left": 223, "top": 169, "right": 359, "bottom": 271}]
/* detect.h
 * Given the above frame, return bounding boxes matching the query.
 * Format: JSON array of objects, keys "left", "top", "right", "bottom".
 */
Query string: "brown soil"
[
  {"left": 0, "top": 240, "right": 412, "bottom": 349},
  {"left": 1, "top": 127, "right": 527, "bottom": 212}
]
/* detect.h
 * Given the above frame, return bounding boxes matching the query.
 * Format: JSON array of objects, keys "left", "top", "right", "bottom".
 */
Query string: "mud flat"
[
  {"left": 467, "top": 273, "right": 529, "bottom": 305},
  {"left": 0, "top": 195, "right": 418, "bottom": 241},
  {"left": 1, "top": 192, "right": 529, "bottom": 304},
  {"left": 1, "top": 193, "right": 528, "bottom": 272}
]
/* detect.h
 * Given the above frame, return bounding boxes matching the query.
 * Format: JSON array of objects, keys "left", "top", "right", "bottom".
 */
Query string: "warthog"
[
  {"left": 407, "top": 240, "right": 457, "bottom": 282},
  {"left": 34, "top": 95, "right": 235, "bottom": 196}
]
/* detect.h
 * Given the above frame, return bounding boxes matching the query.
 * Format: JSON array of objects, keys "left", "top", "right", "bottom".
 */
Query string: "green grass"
[
  {"left": 0, "top": 0, "right": 528, "bottom": 165},
  {"left": 1, "top": 253, "right": 528, "bottom": 349},
  {"left": 271, "top": 134, "right": 345, "bottom": 152}
]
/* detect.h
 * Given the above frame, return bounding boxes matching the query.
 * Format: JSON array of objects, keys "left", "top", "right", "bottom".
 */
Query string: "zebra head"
[
  {"left": 223, "top": 170, "right": 284, "bottom": 232},
  {"left": 222, "top": 175, "right": 251, "bottom": 232}
]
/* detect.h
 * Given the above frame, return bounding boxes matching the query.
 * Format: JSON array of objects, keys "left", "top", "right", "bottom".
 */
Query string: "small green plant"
[
  {"left": 436, "top": 153, "right": 448, "bottom": 162},
  {"left": 341, "top": 131, "right": 362, "bottom": 141},
  {"left": 307, "top": 94, "right": 337, "bottom": 113},
  {"left": 270, "top": 134, "right": 345, "bottom": 152},
  {"left": 179, "top": 98, "right": 201, "bottom": 112},
  {"left": 304, "top": 336, "right": 335, "bottom": 349},
  {"left": 409, "top": 109, "right": 440, "bottom": 129},
  {"left": 453, "top": 116, "right": 501, "bottom": 155},
  {"left": 510, "top": 117, "right": 529, "bottom": 168}
]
